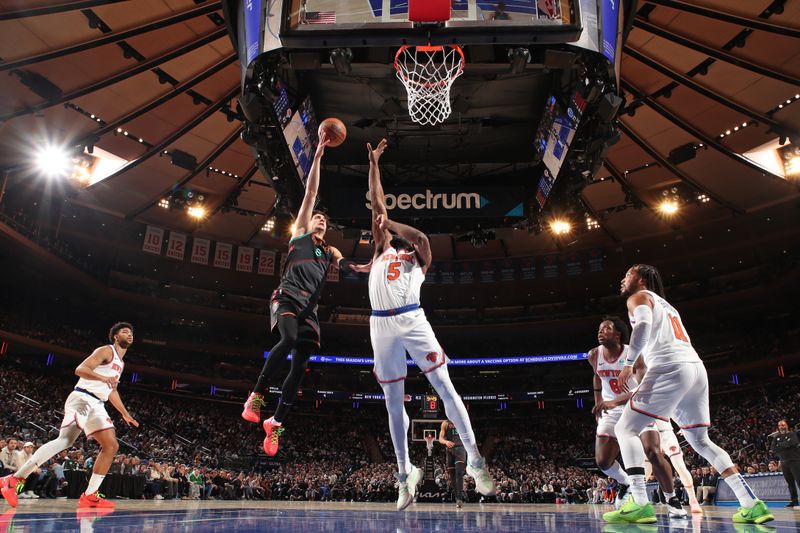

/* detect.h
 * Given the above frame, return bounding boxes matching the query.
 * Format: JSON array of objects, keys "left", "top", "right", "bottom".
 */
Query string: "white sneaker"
[
  {"left": 154, "top": 494, "right": 164, "bottom": 500},
  {"left": 397, "top": 482, "right": 412, "bottom": 511},
  {"left": 667, "top": 496, "right": 688, "bottom": 518},
  {"left": 407, "top": 466, "right": 422, "bottom": 498},
  {"left": 396, "top": 466, "right": 422, "bottom": 511},
  {"left": 25, "top": 491, "right": 39, "bottom": 499},
  {"left": 466, "top": 460, "right": 495, "bottom": 496}
]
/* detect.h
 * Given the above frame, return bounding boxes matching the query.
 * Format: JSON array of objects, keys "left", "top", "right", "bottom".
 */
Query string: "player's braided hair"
[
  {"left": 108, "top": 322, "right": 133, "bottom": 343},
  {"left": 632, "top": 264, "right": 665, "bottom": 297},
  {"left": 602, "top": 315, "right": 630, "bottom": 345}
]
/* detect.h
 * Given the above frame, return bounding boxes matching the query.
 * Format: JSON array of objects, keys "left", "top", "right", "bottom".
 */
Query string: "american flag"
[{"left": 305, "top": 11, "right": 336, "bottom": 24}]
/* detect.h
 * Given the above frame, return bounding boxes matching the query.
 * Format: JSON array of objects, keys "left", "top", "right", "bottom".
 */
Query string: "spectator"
[{"left": 696, "top": 466, "right": 719, "bottom": 505}]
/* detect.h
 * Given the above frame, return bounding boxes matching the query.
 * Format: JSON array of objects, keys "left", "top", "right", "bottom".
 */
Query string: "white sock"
[
  {"left": 267, "top": 416, "right": 282, "bottom": 427},
  {"left": 629, "top": 474, "right": 648, "bottom": 505},
  {"left": 426, "top": 366, "right": 482, "bottom": 465},
  {"left": 724, "top": 474, "right": 757, "bottom": 508},
  {"left": 85, "top": 474, "right": 105, "bottom": 495},
  {"left": 602, "top": 461, "right": 630, "bottom": 485},
  {"left": 380, "top": 380, "right": 412, "bottom": 478},
  {"left": 665, "top": 491, "right": 676, "bottom": 501}
]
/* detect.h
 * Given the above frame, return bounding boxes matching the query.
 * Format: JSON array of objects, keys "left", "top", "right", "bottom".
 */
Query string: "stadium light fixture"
[
  {"left": 550, "top": 219, "right": 572, "bottom": 235},
  {"left": 35, "top": 144, "right": 72, "bottom": 178},
  {"left": 658, "top": 200, "right": 679, "bottom": 215},
  {"left": 187, "top": 206, "right": 206, "bottom": 219}
]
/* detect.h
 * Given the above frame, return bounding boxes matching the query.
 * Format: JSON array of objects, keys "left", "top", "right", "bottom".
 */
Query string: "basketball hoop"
[
  {"left": 394, "top": 45, "right": 465, "bottom": 126},
  {"left": 424, "top": 433, "right": 435, "bottom": 456}
]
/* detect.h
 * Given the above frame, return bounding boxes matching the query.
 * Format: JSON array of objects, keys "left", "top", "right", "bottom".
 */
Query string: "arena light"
[
  {"left": 549, "top": 219, "right": 572, "bottom": 235},
  {"left": 659, "top": 200, "right": 679, "bottom": 215},
  {"left": 187, "top": 206, "right": 206, "bottom": 219},
  {"left": 585, "top": 215, "right": 600, "bottom": 230},
  {"left": 35, "top": 144, "right": 72, "bottom": 177},
  {"left": 696, "top": 193, "right": 710, "bottom": 203},
  {"left": 158, "top": 198, "right": 170, "bottom": 209},
  {"left": 261, "top": 218, "right": 275, "bottom": 232}
]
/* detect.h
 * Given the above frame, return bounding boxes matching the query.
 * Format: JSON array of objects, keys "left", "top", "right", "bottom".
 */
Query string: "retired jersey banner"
[
  {"left": 165, "top": 231, "right": 186, "bottom": 261},
  {"left": 542, "top": 255, "right": 559, "bottom": 278},
  {"left": 326, "top": 186, "right": 526, "bottom": 219},
  {"left": 236, "top": 246, "right": 254, "bottom": 272},
  {"left": 565, "top": 252, "right": 583, "bottom": 276},
  {"left": 257, "top": 250, "right": 276, "bottom": 275},
  {"left": 142, "top": 225, "right": 164, "bottom": 255},
  {"left": 191, "top": 238, "right": 210, "bottom": 265},
  {"left": 588, "top": 249, "right": 604, "bottom": 272},
  {"left": 214, "top": 242, "right": 233, "bottom": 269}
]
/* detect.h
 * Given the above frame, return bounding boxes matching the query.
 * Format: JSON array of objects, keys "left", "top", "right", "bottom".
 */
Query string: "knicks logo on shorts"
[
  {"left": 670, "top": 446, "right": 678, "bottom": 453},
  {"left": 106, "top": 418, "right": 113, "bottom": 424},
  {"left": 426, "top": 352, "right": 438, "bottom": 363}
]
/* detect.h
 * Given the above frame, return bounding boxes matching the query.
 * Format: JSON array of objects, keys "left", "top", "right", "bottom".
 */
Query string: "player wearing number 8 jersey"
[
  {"left": 365, "top": 139, "right": 494, "bottom": 511},
  {"left": 603, "top": 265, "right": 773, "bottom": 525},
  {"left": 588, "top": 317, "right": 643, "bottom": 507}
]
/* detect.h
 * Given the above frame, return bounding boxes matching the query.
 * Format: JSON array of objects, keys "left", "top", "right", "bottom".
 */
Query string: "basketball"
[{"left": 318, "top": 117, "right": 347, "bottom": 147}]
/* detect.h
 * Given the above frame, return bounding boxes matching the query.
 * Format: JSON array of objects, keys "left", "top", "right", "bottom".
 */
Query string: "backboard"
[{"left": 279, "top": 0, "right": 584, "bottom": 47}]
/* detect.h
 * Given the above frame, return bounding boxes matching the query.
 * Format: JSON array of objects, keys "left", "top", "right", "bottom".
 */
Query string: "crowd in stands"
[{"left": 2, "top": 356, "right": 797, "bottom": 506}]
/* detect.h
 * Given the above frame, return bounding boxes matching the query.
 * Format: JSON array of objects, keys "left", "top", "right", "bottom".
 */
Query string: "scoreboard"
[{"left": 422, "top": 394, "right": 439, "bottom": 419}]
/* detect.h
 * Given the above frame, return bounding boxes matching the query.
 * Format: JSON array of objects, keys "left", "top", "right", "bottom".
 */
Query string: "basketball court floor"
[{"left": 1, "top": 501, "right": 796, "bottom": 532}]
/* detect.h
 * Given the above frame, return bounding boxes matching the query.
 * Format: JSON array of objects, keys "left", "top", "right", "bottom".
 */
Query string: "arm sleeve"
[{"left": 626, "top": 305, "right": 653, "bottom": 366}]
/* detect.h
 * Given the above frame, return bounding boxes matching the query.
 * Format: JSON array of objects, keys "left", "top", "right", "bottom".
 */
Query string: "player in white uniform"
[
  {"left": 603, "top": 265, "right": 773, "bottom": 525},
  {"left": 642, "top": 419, "right": 703, "bottom": 514},
  {"left": 589, "top": 317, "right": 644, "bottom": 506},
  {"left": 366, "top": 139, "right": 495, "bottom": 511},
  {"left": 0, "top": 323, "right": 139, "bottom": 510}
]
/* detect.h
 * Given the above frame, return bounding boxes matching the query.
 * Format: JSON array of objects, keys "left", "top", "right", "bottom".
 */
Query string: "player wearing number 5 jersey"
[
  {"left": 366, "top": 139, "right": 495, "bottom": 511},
  {"left": 603, "top": 265, "right": 773, "bottom": 525}
]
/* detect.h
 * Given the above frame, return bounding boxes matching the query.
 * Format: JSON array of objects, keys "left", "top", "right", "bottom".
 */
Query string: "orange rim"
[{"left": 394, "top": 44, "right": 465, "bottom": 89}]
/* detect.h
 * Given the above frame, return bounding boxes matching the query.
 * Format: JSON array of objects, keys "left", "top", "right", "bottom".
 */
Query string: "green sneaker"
[
  {"left": 603, "top": 497, "right": 657, "bottom": 524},
  {"left": 732, "top": 500, "right": 774, "bottom": 524}
]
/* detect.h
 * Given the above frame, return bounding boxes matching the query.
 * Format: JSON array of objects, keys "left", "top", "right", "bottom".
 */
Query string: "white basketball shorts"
[
  {"left": 60, "top": 390, "right": 115, "bottom": 437},
  {"left": 370, "top": 308, "right": 448, "bottom": 383}
]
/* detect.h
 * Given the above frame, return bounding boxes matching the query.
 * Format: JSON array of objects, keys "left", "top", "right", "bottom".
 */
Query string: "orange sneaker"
[
  {"left": 0, "top": 475, "right": 22, "bottom": 508},
  {"left": 78, "top": 492, "right": 115, "bottom": 509},
  {"left": 242, "top": 392, "right": 265, "bottom": 423},
  {"left": 262, "top": 419, "right": 284, "bottom": 456}
]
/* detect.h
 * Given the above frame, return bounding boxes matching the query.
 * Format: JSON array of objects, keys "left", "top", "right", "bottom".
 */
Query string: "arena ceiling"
[{"left": 0, "top": 0, "right": 798, "bottom": 261}]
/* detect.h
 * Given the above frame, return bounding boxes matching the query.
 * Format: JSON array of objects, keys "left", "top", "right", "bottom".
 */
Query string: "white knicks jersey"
[
  {"left": 596, "top": 345, "right": 639, "bottom": 402},
  {"left": 628, "top": 289, "right": 701, "bottom": 369},
  {"left": 75, "top": 344, "right": 124, "bottom": 402},
  {"left": 368, "top": 247, "right": 424, "bottom": 311}
]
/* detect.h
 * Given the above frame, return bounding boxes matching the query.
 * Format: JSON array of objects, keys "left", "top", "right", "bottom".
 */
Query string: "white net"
[{"left": 394, "top": 45, "right": 464, "bottom": 126}]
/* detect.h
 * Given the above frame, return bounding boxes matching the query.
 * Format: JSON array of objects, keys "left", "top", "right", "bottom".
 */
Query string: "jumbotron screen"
[
  {"left": 281, "top": 95, "right": 319, "bottom": 181},
  {"left": 534, "top": 91, "right": 587, "bottom": 209}
]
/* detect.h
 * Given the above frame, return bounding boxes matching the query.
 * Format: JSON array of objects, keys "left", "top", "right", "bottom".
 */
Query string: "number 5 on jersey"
[{"left": 387, "top": 261, "right": 401, "bottom": 281}]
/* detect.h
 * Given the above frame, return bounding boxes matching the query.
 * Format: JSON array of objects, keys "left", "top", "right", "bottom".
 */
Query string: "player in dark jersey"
[
  {"left": 241, "top": 131, "right": 369, "bottom": 456},
  {"left": 439, "top": 419, "right": 467, "bottom": 508}
]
